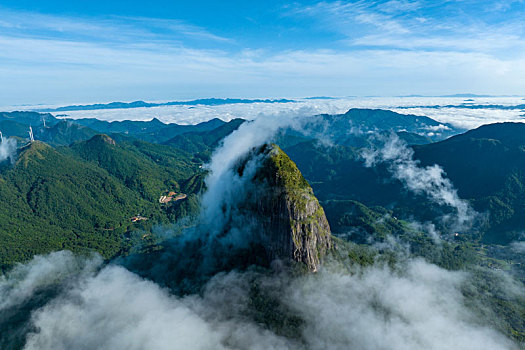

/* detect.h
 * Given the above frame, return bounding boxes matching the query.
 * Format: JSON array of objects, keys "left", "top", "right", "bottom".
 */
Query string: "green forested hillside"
[
  {"left": 0, "top": 111, "right": 230, "bottom": 145},
  {"left": 0, "top": 112, "right": 252, "bottom": 270},
  {"left": 2, "top": 111, "right": 522, "bottom": 265},
  {"left": 38, "top": 120, "right": 99, "bottom": 146},
  {"left": 0, "top": 142, "right": 146, "bottom": 269},
  {"left": 0, "top": 111, "right": 58, "bottom": 127},
  {"left": 164, "top": 118, "right": 245, "bottom": 159},
  {"left": 68, "top": 135, "right": 198, "bottom": 201},
  {"left": 414, "top": 123, "right": 525, "bottom": 243},
  {"left": 0, "top": 137, "right": 205, "bottom": 271},
  {"left": 283, "top": 123, "right": 525, "bottom": 245},
  {"left": 0, "top": 120, "right": 32, "bottom": 139},
  {"left": 72, "top": 117, "right": 226, "bottom": 143}
]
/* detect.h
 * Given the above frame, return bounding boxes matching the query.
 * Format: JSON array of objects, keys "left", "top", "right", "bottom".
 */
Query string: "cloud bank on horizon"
[
  {"left": 1, "top": 0, "right": 525, "bottom": 105},
  {"left": 13, "top": 96, "right": 523, "bottom": 131}
]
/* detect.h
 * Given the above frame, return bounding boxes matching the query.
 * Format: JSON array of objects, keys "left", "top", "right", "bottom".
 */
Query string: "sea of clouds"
[
  {"left": 4, "top": 96, "right": 524, "bottom": 130},
  {"left": 0, "top": 250, "right": 516, "bottom": 350}
]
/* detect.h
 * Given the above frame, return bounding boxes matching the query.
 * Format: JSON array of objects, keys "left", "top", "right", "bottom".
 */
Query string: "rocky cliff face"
[
  {"left": 123, "top": 144, "right": 332, "bottom": 293},
  {"left": 236, "top": 144, "right": 332, "bottom": 271}
]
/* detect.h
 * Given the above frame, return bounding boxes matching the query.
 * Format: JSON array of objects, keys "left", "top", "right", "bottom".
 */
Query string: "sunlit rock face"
[{"left": 235, "top": 144, "right": 332, "bottom": 271}]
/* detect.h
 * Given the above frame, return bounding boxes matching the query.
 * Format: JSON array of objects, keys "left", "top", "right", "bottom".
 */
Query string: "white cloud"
[
  {"left": 290, "top": 260, "right": 518, "bottom": 350},
  {"left": 0, "top": 137, "right": 17, "bottom": 163},
  {"left": 510, "top": 241, "right": 525, "bottom": 253},
  {"left": 0, "top": 251, "right": 101, "bottom": 312},
  {"left": 362, "top": 133, "right": 477, "bottom": 231},
  {"left": 0, "top": 9, "right": 231, "bottom": 45},
  {"left": 1, "top": 252, "right": 517, "bottom": 350},
  {"left": 290, "top": 0, "right": 525, "bottom": 56}
]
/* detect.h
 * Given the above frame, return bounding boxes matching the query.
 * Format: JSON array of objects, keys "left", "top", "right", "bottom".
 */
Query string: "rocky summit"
[{"left": 236, "top": 143, "right": 332, "bottom": 271}]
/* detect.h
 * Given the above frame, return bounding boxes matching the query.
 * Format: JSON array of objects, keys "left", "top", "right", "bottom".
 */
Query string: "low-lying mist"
[
  {"left": 1, "top": 250, "right": 519, "bottom": 350},
  {"left": 362, "top": 132, "right": 479, "bottom": 233},
  {"left": 0, "top": 137, "right": 16, "bottom": 163}
]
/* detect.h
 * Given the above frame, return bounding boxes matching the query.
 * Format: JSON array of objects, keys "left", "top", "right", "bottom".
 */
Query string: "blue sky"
[{"left": 1, "top": 0, "right": 525, "bottom": 105}]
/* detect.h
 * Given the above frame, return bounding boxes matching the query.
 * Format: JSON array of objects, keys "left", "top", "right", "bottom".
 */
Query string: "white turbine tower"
[
  {"left": 28, "top": 126, "right": 34, "bottom": 142},
  {"left": 0, "top": 130, "right": 3, "bottom": 143}
]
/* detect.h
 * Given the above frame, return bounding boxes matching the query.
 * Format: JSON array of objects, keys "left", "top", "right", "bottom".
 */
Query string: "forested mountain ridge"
[
  {"left": 37, "top": 98, "right": 296, "bottom": 112},
  {"left": 413, "top": 122, "right": 525, "bottom": 243},
  {"left": 0, "top": 137, "right": 205, "bottom": 271},
  {"left": 0, "top": 108, "right": 458, "bottom": 148},
  {"left": 0, "top": 111, "right": 237, "bottom": 145},
  {"left": 1, "top": 112, "right": 525, "bottom": 264},
  {"left": 283, "top": 122, "right": 525, "bottom": 245}
]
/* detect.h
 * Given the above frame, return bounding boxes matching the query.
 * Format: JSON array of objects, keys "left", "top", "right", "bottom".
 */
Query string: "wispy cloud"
[
  {"left": 289, "top": 0, "right": 525, "bottom": 56},
  {"left": 0, "top": 8, "right": 233, "bottom": 46},
  {"left": 290, "top": 1, "right": 413, "bottom": 36}
]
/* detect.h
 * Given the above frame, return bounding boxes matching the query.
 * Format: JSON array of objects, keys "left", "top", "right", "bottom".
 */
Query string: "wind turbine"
[
  {"left": 0, "top": 130, "right": 3, "bottom": 143},
  {"left": 28, "top": 126, "right": 34, "bottom": 142}
]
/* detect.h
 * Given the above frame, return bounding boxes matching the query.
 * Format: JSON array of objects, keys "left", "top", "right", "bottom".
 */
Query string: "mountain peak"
[
  {"left": 89, "top": 134, "right": 116, "bottom": 146},
  {"left": 463, "top": 122, "right": 525, "bottom": 145},
  {"left": 16, "top": 141, "right": 53, "bottom": 167},
  {"left": 149, "top": 117, "right": 165, "bottom": 125},
  {"left": 240, "top": 144, "right": 332, "bottom": 271},
  {"left": 19, "top": 140, "right": 51, "bottom": 154}
]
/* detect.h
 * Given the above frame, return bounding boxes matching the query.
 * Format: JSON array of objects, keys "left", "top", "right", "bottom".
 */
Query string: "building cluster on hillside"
[
  {"left": 130, "top": 215, "right": 148, "bottom": 223},
  {"left": 159, "top": 192, "right": 187, "bottom": 204}
]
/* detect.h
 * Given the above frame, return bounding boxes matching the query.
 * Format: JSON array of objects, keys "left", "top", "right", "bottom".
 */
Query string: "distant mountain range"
[
  {"left": 0, "top": 111, "right": 237, "bottom": 146},
  {"left": 35, "top": 98, "right": 296, "bottom": 112},
  {"left": 399, "top": 104, "right": 525, "bottom": 110},
  {"left": 439, "top": 93, "right": 498, "bottom": 98},
  {"left": 0, "top": 108, "right": 459, "bottom": 148}
]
